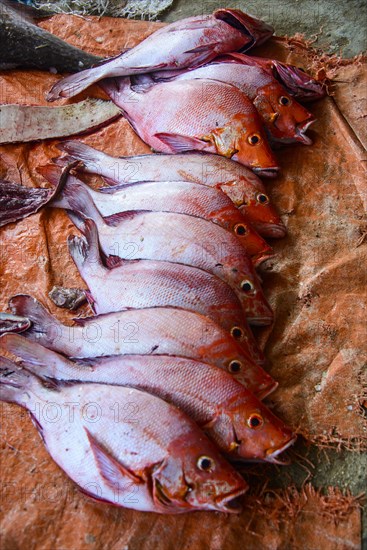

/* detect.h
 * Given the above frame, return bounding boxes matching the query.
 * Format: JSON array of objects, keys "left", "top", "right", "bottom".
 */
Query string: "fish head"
[
  {"left": 224, "top": 267, "right": 274, "bottom": 325},
  {"left": 214, "top": 9, "right": 274, "bottom": 50},
  {"left": 218, "top": 178, "right": 286, "bottom": 238},
  {"left": 253, "top": 83, "right": 315, "bottom": 145},
  {"left": 228, "top": 114, "right": 279, "bottom": 177},
  {"left": 152, "top": 432, "right": 248, "bottom": 513},
  {"left": 219, "top": 395, "right": 296, "bottom": 462},
  {"left": 230, "top": 218, "right": 274, "bottom": 260},
  {"left": 272, "top": 61, "right": 327, "bottom": 102}
]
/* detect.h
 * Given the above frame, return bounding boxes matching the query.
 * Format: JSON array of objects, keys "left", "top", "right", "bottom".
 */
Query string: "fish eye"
[
  {"left": 248, "top": 133, "right": 261, "bottom": 145},
  {"left": 228, "top": 360, "right": 242, "bottom": 373},
  {"left": 230, "top": 326, "right": 244, "bottom": 340},
  {"left": 240, "top": 280, "right": 255, "bottom": 293},
  {"left": 256, "top": 192, "right": 269, "bottom": 205},
  {"left": 234, "top": 223, "right": 247, "bottom": 236},
  {"left": 197, "top": 456, "right": 215, "bottom": 472},
  {"left": 279, "top": 96, "right": 291, "bottom": 106},
  {"left": 247, "top": 413, "right": 264, "bottom": 429}
]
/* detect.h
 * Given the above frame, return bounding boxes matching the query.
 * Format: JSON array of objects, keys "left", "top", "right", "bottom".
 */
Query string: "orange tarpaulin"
[{"left": 0, "top": 14, "right": 366, "bottom": 549}]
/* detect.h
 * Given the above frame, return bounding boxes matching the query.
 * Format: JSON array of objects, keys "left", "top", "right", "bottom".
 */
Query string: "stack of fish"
[{"left": 0, "top": 8, "right": 325, "bottom": 513}]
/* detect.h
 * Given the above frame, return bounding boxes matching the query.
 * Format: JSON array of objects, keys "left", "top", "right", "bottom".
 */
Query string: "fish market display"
[
  {"left": 150, "top": 58, "right": 315, "bottom": 144},
  {"left": 1, "top": 334, "right": 295, "bottom": 461},
  {"left": 8, "top": 294, "right": 275, "bottom": 398},
  {"left": 43, "top": 165, "right": 273, "bottom": 262},
  {"left": 0, "top": 6, "right": 331, "bottom": 516},
  {"left": 0, "top": 99, "right": 120, "bottom": 144},
  {"left": 0, "top": 362, "right": 248, "bottom": 513},
  {"left": 0, "top": 0, "right": 100, "bottom": 71},
  {"left": 56, "top": 141, "right": 286, "bottom": 238},
  {"left": 66, "top": 218, "right": 265, "bottom": 364},
  {"left": 100, "top": 77, "right": 279, "bottom": 175},
  {"left": 49, "top": 184, "right": 273, "bottom": 324},
  {"left": 47, "top": 8, "right": 274, "bottom": 100}
]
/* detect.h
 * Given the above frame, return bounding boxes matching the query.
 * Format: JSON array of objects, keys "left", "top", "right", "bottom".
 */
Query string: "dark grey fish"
[{"left": 0, "top": 0, "right": 101, "bottom": 71}]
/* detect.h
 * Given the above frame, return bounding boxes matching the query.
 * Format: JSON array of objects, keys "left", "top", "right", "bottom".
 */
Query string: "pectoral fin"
[
  {"left": 155, "top": 132, "right": 208, "bottom": 153},
  {"left": 86, "top": 428, "right": 142, "bottom": 490}
]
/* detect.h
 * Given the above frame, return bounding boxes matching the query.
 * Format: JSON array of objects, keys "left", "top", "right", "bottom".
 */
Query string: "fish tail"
[
  {"left": 57, "top": 141, "right": 108, "bottom": 175},
  {"left": 8, "top": 295, "right": 63, "bottom": 343},
  {"left": 0, "top": 355, "right": 37, "bottom": 405},
  {"left": 0, "top": 334, "right": 69, "bottom": 382},
  {"left": 47, "top": 64, "right": 110, "bottom": 101},
  {"left": 61, "top": 181, "right": 105, "bottom": 228},
  {"left": 68, "top": 218, "right": 103, "bottom": 272}
]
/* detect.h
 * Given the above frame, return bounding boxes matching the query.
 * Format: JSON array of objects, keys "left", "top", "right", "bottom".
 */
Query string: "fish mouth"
[
  {"left": 246, "top": 314, "right": 273, "bottom": 326},
  {"left": 265, "top": 436, "right": 297, "bottom": 465},
  {"left": 255, "top": 222, "right": 287, "bottom": 239},
  {"left": 214, "top": 485, "right": 248, "bottom": 513},
  {"left": 255, "top": 379, "right": 279, "bottom": 400},
  {"left": 252, "top": 167, "right": 279, "bottom": 178},
  {"left": 295, "top": 119, "right": 315, "bottom": 145}
]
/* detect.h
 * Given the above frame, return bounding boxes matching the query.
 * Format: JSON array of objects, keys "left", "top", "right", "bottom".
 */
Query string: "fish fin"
[
  {"left": 0, "top": 333, "right": 70, "bottom": 382},
  {"left": 58, "top": 181, "right": 105, "bottom": 226},
  {"left": 68, "top": 218, "right": 103, "bottom": 270},
  {"left": 104, "top": 210, "right": 145, "bottom": 227},
  {"left": 85, "top": 428, "right": 143, "bottom": 488},
  {"left": 57, "top": 140, "right": 106, "bottom": 171},
  {"left": 101, "top": 176, "right": 120, "bottom": 186},
  {"left": 0, "top": 359, "right": 36, "bottom": 405},
  {"left": 8, "top": 295, "right": 62, "bottom": 338},
  {"left": 154, "top": 133, "right": 207, "bottom": 153},
  {"left": 67, "top": 211, "right": 87, "bottom": 233},
  {"left": 47, "top": 67, "right": 105, "bottom": 101},
  {"left": 105, "top": 255, "right": 125, "bottom": 269},
  {"left": 84, "top": 290, "right": 96, "bottom": 312},
  {"left": 37, "top": 164, "right": 61, "bottom": 186}
]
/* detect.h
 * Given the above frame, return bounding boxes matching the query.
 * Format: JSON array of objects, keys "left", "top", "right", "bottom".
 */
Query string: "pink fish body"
[
  {"left": 47, "top": 9, "right": 273, "bottom": 100},
  {"left": 53, "top": 185, "right": 273, "bottom": 324},
  {"left": 152, "top": 59, "right": 315, "bottom": 144},
  {"left": 45, "top": 167, "right": 272, "bottom": 262},
  {"left": 2, "top": 334, "right": 295, "bottom": 462},
  {"left": 101, "top": 77, "right": 279, "bottom": 176},
  {"left": 67, "top": 219, "right": 265, "bottom": 365},
  {"left": 56, "top": 141, "right": 286, "bottom": 238},
  {"left": 0, "top": 362, "right": 248, "bottom": 513},
  {"left": 8, "top": 295, "right": 276, "bottom": 398}
]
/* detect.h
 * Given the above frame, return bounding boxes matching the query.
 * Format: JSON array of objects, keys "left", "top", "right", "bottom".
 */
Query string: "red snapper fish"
[
  {"left": 2, "top": 334, "right": 295, "bottom": 463},
  {"left": 67, "top": 219, "right": 265, "bottom": 365},
  {"left": 44, "top": 165, "right": 272, "bottom": 263},
  {"left": 151, "top": 57, "right": 315, "bottom": 145},
  {"left": 100, "top": 77, "right": 279, "bottom": 176},
  {"left": 47, "top": 8, "right": 273, "bottom": 100},
  {"left": 56, "top": 141, "right": 286, "bottom": 238},
  {"left": 51, "top": 183, "right": 273, "bottom": 324},
  {"left": 222, "top": 52, "right": 326, "bottom": 102},
  {"left": 8, "top": 295, "right": 276, "bottom": 398},
  {"left": 0, "top": 360, "right": 248, "bottom": 513}
]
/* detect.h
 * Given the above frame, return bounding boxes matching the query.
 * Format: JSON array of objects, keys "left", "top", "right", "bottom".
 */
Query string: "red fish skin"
[
  {"left": 47, "top": 8, "right": 273, "bottom": 101},
  {"left": 54, "top": 183, "right": 274, "bottom": 325},
  {"left": 56, "top": 141, "right": 286, "bottom": 238},
  {"left": 100, "top": 77, "right": 279, "bottom": 176},
  {"left": 8, "top": 295, "right": 276, "bottom": 398},
  {"left": 45, "top": 167, "right": 273, "bottom": 262},
  {"left": 151, "top": 58, "right": 315, "bottom": 145},
  {"left": 219, "top": 52, "right": 326, "bottom": 102},
  {"left": 0, "top": 363, "right": 248, "bottom": 513},
  {"left": 1, "top": 334, "right": 294, "bottom": 462},
  {"left": 67, "top": 219, "right": 265, "bottom": 364}
]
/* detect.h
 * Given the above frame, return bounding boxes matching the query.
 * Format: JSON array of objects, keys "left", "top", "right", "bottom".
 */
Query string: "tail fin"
[
  {"left": 57, "top": 141, "right": 108, "bottom": 175},
  {"left": 8, "top": 295, "right": 63, "bottom": 345},
  {"left": 68, "top": 219, "right": 104, "bottom": 272},
  {"left": 0, "top": 334, "right": 72, "bottom": 382},
  {"left": 47, "top": 63, "right": 111, "bottom": 101},
  {"left": 0, "top": 356, "right": 35, "bottom": 405}
]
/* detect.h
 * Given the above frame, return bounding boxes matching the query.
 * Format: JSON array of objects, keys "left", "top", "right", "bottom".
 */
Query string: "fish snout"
[
  {"left": 252, "top": 166, "right": 279, "bottom": 178},
  {"left": 265, "top": 435, "right": 297, "bottom": 465},
  {"left": 295, "top": 118, "right": 315, "bottom": 144},
  {"left": 214, "top": 484, "right": 248, "bottom": 513}
]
